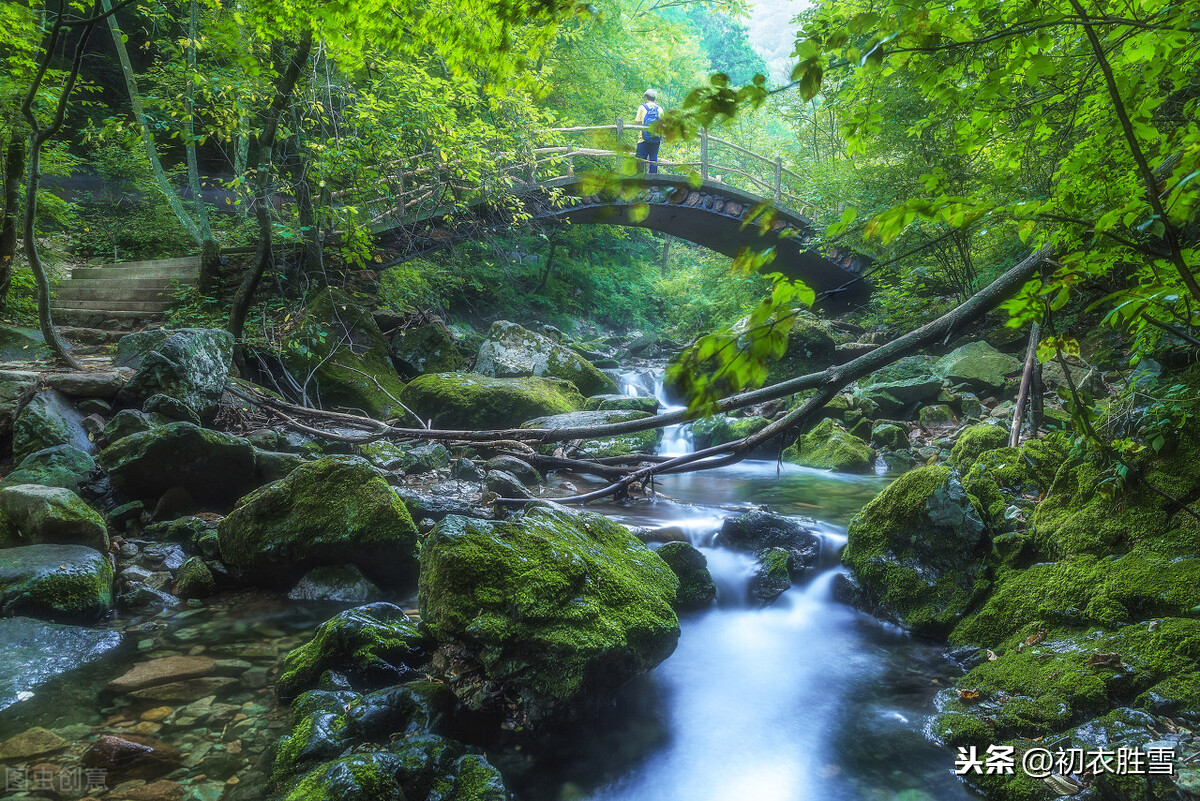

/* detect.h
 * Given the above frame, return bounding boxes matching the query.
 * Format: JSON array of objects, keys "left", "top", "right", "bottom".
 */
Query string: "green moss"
[
  {"left": 272, "top": 711, "right": 350, "bottom": 784},
  {"left": 217, "top": 456, "right": 418, "bottom": 589},
  {"left": 843, "top": 466, "right": 988, "bottom": 636},
  {"left": 655, "top": 542, "right": 716, "bottom": 610},
  {"left": 0, "top": 544, "right": 113, "bottom": 622},
  {"left": 418, "top": 506, "right": 680, "bottom": 724},
  {"left": 276, "top": 602, "right": 425, "bottom": 701},
  {"left": 280, "top": 752, "right": 406, "bottom": 801},
  {"left": 949, "top": 424, "right": 1009, "bottom": 471},
  {"left": 390, "top": 322, "right": 467, "bottom": 378},
  {"left": 782, "top": 418, "right": 874, "bottom": 473},
  {"left": 1, "top": 445, "right": 97, "bottom": 493},
  {"left": 749, "top": 547, "right": 792, "bottom": 606},
  {"left": 475, "top": 320, "right": 615, "bottom": 395},
  {"left": 690, "top": 415, "right": 769, "bottom": 451},
  {"left": 174, "top": 556, "right": 216, "bottom": 598},
  {"left": 870, "top": 422, "right": 909, "bottom": 450},
  {"left": 400, "top": 373, "right": 585, "bottom": 430}
]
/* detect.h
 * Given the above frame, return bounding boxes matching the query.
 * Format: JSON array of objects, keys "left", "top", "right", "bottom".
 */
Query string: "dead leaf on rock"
[{"left": 1087, "top": 652, "right": 1123, "bottom": 669}]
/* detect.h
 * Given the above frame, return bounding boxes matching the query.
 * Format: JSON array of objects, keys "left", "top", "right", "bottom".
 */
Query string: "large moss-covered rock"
[
  {"left": 0, "top": 484, "right": 108, "bottom": 551},
  {"left": 400, "top": 373, "right": 584, "bottom": 430},
  {"left": 117, "top": 328, "right": 234, "bottom": 419},
  {"left": 0, "top": 544, "right": 113, "bottom": 622},
  {"left": 12, "top": 390, "right": 96, "bottom": 464},
  {"left": 0, "top": 327, "right": 51, "bottom": 361},
  {"left": 521, "top": 409, "right": 661, "bottom": 458},
  {"left": 474, "top": 320, "right": 615, "bottom": 396},
  {"left": 389, "top": 321, "right": 467, "bottom": 378},
  {"left": 690, "top": 415, "right": 770, "bottom": 451},
  {"left": 218, "top": 457, "right": 419, "bottom": 589},
  {"left": 655, "top": 541, "right": 716, "bottom": 610},
  {"left": 782, "top": 418, "right": 874, "bottom": 473},
  {"left": 284, "top": 288, "right": 408, "bottom": 420},
  {"left": 1, "top": 445, "right": 97, "bottom": 493},
  {"left": 934, "top": 341, "right": 1020, "bottom": 391},
  {"left": 276, "top": 603, "right": 426, "bottom": 701},
  {"left": 0, "top": 370, "right": 38, "bottom": 436},
  {"left": 581, "top": 394, "right": 659, "bottom": 414},
  {"left": 717, "top": 510, "right": 821, "bottom": 576},
  {"left": 748, "top": 547, "right": 792, "bottom": 606},
  {"left": 418, "top": 506, "right": 680, "bottom": 725},
  {"left": 843, "top": 465, "right": 988, "bottom": 636},
  {"left": 98, "top": 422, "right": 257, "bottom": 507},
  {"left": 948, "top": 423, "right": 1009, "bottom": 471}
]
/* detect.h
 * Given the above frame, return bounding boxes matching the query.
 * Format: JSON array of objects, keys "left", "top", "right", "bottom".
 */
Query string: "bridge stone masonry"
[{"left": 371, "top": 120, "right": 874, "bottom": 312}]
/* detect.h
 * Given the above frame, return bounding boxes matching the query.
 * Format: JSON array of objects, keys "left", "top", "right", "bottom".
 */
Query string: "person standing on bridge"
[{"left": 635, "top": 89, "right": 662, "bottom": 174}]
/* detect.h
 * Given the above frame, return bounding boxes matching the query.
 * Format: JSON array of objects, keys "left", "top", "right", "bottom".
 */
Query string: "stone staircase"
[{"left": 52, "top": 256, "right": 199, "bottom": 328}]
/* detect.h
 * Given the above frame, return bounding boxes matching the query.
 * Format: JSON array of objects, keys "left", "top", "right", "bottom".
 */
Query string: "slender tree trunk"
[
  {"left": 228, "top": 31, "right": 313, "bottom": 339},
  {"left": 1010, "top": 322, "right": 1040, "bottom": 447},
  {"left": 0, "top": 138, "right": 26, "bottom": 308}
]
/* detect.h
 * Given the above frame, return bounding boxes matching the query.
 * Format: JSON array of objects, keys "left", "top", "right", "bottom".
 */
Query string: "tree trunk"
[
  {"left": 227, "top": 31, "right": 313, "bottom": 340},
  {"left": 0, "top": 138, "right": 25, "bottom": 309},
  {"left": 1010, "top": 322, "right": 1041, "bottom": 447}
]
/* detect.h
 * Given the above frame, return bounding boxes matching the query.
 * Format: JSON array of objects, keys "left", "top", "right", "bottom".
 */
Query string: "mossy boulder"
[
  {"left": 843, "top": 465, "right": 988, "bottom": 636},
  {"left": 400, "top": 373, "right": 584, "bottom": 430},
  {"left": 949, "top": 423, "right": 1009, "bottom": 471},
  {"left": 12, "top": 389, "right": 96, "bottom": 464},
  {"left": 0, "top": 544, "right": 113, "bottom": 622},
  {"left": 1, "top": 445, "right": 97, "bottom": 493},
  {"left": 690, "top": 415, "right": 770, "bottom": 452},
  {"left": 344, "top": 681, "right": 458, "bottom": 742},
  {"left": 783, "top": 418, "right": 874, "bottom": 473},
  {"left": 418, "top": 506, "right": 680, "bottom": 725},
  {"left": 474, "top": 320, "right": 615, "bottom": 396},
  {"left": 654, "top": 541, "right": 717, "bottom": 610},
  {"left": 276, "top": 602, "right": 427, "bottom": 701},
  {"left": 582, "top": 394, "right": 659, "bottom": 414},
  {"left": 742, "top": 309, "right": 837, "bottom": 385},
  {"left": 218, "top": 457, "right": 419, "bottom": 590},
  {"left": 522, "top": 409, "right": 661, "bottom": 458},
  {"left": 389, "top": 321, "right": 467, "bottom": 378},
  {"left": 271, "top": 711, "right": 351, "bottom": 784},
  {"left": 117, "top": 328, "right": 234, "bottom": 419},
  {"left": 288, "top": 565, "right": 383, "bottom": 604},
  {"left": 0, "top": 370, "right": 39, "bottom": 435},
  {"left": 0, "top": 327, "right": 51, "bottom": 361},
  {"left": 0, "top": 484, "right": 108, "bottom": 551},
  {"left": 174, "top": 557, "right": 215, "bottom": 598},
  {"left": 748, "top": 547, "right": 792, "bottom": 606},
  {"left": 284, "top": 288, "right": 408, "bottom": 420},
  {"left": 716, "top": 510, "right": 821, "bottom": 575},
  {"left": 960, "top": 438, "right": 1067, "bottom": 534},
  {"left": 934, "top": 341, "right": 1020, "bottom": 391},
  {"left": 870, "top": 422, "right": 909, "bottom": 450},
  {"left": 98, "top": 422, "right": 258, "bottom": 508}
]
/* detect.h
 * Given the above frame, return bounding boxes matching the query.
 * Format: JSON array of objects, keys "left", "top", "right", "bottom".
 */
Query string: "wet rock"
[
  {"left": 582, "top": 393, "right": 660, "bottom": 414},
  {"left": 253, "top": 449, "right": 304, "bottom": 483},
  {"left": 450, "top": 458, "right": 486, "bottom": 483},
  {"left": 392, "top": 485, "right": 495, "bottom": 524},
  {"left": 117, "top": 328, "right": 234, "bottom": 419},
  {"left": 748, "top": 547, "right": 792, "bottom": 606},
  {"left": 0, "top": 726, "right": 68, "bottom": 760},
  {"left": 690, "top": 414, "right": 771, "bottom": 452},
  {"left": 389, "top": 320, "right": 467, "bottom": 378},
  {"left": 918, "top": 403, "right": 957, "bottom": 430},
  {"left": 218, "top": 457, "right": 418, "bottom": 589},
  {"left": 0, "top": 483, "right": 108, "bottom": 550},
  {"left": 783, "top": 418, "right": 874, "bottom": 473},
  {"left": 400, "top": 373, "right": 584, "bottom": 430},
  {"left": 0, "top": 369, "right": 39, "bottom": 435},
  {"left": 271, "top": 711, "right": 351, "bottom": 783},
  {"left": 12, "top": 389, "right": 96, "bottom": 463},
  {"left": 120, "top": 779, "right": 184, "bottom": 801},
  {"left": 291, "top": 689, "right": 361, "bottom": 721},
  {"left": 173, "top": 557, "right": 215, "bottom": 598},
  {"left": 482, "top": 455, "right": 541, "bottom": 485},
  {"left": 0, "top": 327, "right": 51, "bottom": 361},
  {"left": 0, "top": 544, "right": 113, "bottom": 622},
  {"left": 843, "top": 465, "right": 987, "bottom": 636},
  {"left": 934, "top": 341, "right": 1020, "bottom": 391},
  {"left": 475, "top": 320, "right": 615, "bottom": 396},
  {"left": 655, "top": 541, "right": 717, "bottom": 609},
  {"left": 870, "top": 422, "right": 909, "bottom": 450},
  {"left": 716, "top": 510, "right": 821, "bottom": 575},
  {"left": 485, "top": 469, "right": 533, "bottom": 500},
  {"left": 344, "top": 681, "right": 458, "bottom": 741},
  {"left": 142, "top": 393, "right": 201, "bottom": 425},
  {"left": 104, "top": 409, "right": 161, "bottom": 443},
  {"left": 99, "top": 422, "right": 257, "bottom": 508},
  {"left": 119, "top": 585, "right": 180, "bottom": 611},
  {"left": 282, "top": 288, "right": 408, "bottom": 420},
  {"left": 522, "top": 409, "right": 662, "bottom": 458},
  {"left": 0, "top": 616, "right": 122, "bottom": 710},
  {"left": 419, "top": 506, "right": 680, "bottom": 725},
  {"left": 276, "top": 603, "right": 426, "bottom": 701},
  {"left": 126, "top": 677, "right": 237, "bottom": 702},
  {"left": 45, "top": 370, "right": 129, "bottom": 398},
  {"left": 276, "top": 751, "right": 406, "bottom": 801},
  {"left": 288, "top": 565, "right": 383, "bottom": 603},
  {"left": 2, "top": 444, "right": 97, "bottom": 493},
  {"left": 82, "top": 734, "right": 181, "bottom": 781},
  {"left": 108, "top": 655, "right": 217, "bottom": 693}
]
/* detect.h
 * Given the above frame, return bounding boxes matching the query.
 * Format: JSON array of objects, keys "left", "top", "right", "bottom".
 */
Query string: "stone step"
[
  {"left": 57, "top": 277, "right": 185, "bottom": 290},
  {"left": 55, "top": 286, "right": 175, "bottom": 303},
  {"left": 70, "top": 265, "right": 198, "bottom": 280},
  {"left": 50, "top": 308, "right": 160, "bottom": 328},
  {"left": 51, "top": 299, "right": 172, "bottom": 313}
]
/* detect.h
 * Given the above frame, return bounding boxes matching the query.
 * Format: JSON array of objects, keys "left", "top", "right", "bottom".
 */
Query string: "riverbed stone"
[
  {"left": 716, "top": 510, "right": 821, "bottom": 575},
  {"left": 400, "top": 373, "right": 584, "bottom": 430},
  {"left": 283, "top": 288, "right": 408, "bottom": 421},
  {"left": 276, "top": 603, "right": 426, "bottom": 701},
  {"left": 749, "top": 547, "right": 792, "bottom": 606},
  {"left": 45, "top": 370, "right": 129, "bottom": 398},
  {"left": 419, "top": 506, "right": 680, "bottom": 725},
  {"left": 389, "top": 321, "right": 467, "bottom": 378},
  {"left": 12, "top": 389, "right": 96, "bottom": 464},
  {"left": 843, "top": 465, "right": 988, "bottom": 636},
  {"left": 117, "top": 328, "right": 234, "bottom": 419},
  {"left": 482, "top": 455, "right": 541, "bottom": 485},
  {"left": 218, "top": 457, "right": 418, "bottom": 589},
  {"left": 0, "top": 544, "right": 113, "bottom": 622},
  {"left": 0, "top": 616, "right": 122, "bottom": 711},
  {"left": 108, "top": 655, "right": 217, "bottom": 693},
  {"left": 870, "top": 422, "right": 909, "bottom": 450},
  {"left": 288, "top": 565, "right": 383, "bottom": 603},
  {"left": 174, "top": 557, "right": 215, "bottom": 598},
  {"left": 98, "top": 422, "right": 257, "bottom": 507},
  {"left": 934, "top": 341, "right": 1020, "bottom": 391},
  {"left": 783, "top": 418, "right": 874, "bottom": 473},
  {"left": 1, "top": 445, "right": 97, "bottom": 493},
  {"left": 0, "top": 483, "right": 108, "bottom": 550},
  {"left": 0, "top": 726, "right": 68, "bottom": 760},
  {"left": 655, "top": 541, "right": 717, "bottom": 610},
  {"left": 475, "top": 320, "right": 615, "bottom": 396}
]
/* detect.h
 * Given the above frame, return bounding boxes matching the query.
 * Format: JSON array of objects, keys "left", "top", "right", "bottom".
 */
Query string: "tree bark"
[
  {"left": 0, "top": 138, "right": 25, "bottom": 308},
  {"left": 1010, "top": 322, "right": 1041, "bottom": 447},
  {"left": 227, "top": 30, "right": 314, "bottom": 340}
]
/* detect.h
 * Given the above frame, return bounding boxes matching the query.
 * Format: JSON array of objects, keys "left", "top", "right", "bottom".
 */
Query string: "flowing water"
[{"left": 513, "top": 370, "right": 977, "bottom": 801}]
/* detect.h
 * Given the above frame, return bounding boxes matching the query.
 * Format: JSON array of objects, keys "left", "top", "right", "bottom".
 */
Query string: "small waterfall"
[{"left": 652, "top": 369, "right": 693, "bottom": 456}]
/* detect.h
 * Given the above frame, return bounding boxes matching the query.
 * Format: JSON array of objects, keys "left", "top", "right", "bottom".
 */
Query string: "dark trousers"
[{"left": 637, "top": 139, "right": 661, "bottom": 174}]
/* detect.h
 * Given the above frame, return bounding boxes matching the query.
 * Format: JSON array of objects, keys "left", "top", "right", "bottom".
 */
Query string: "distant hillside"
[{"left": 746, "top": 0, "right": 810, "bottom": 82}]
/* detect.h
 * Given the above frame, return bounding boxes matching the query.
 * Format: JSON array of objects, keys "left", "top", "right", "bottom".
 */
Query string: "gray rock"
[
  {"left": 1, "top": 445, "right": 97, "bottom": 493},
  {"left": 0, "top": 616, "right": 122, "bottom": 711},
  {"left": 748, "top": 547, "right": 792, "bottom": 606},
  {"left": 716, "top": 511, "right": 821, "bottom": 576},
  {"left": 45, "top": 370, "right": 130, "bottom": 399},
  {"left": 0, "top": 370, "right": 39, "bottom": 435},
  {"left": 475, "top": 320, "right": 615, "bottom": 396},
  {"left": 117, "top": 328, "right": 235, "bottom": 419},
  {"left": 0, "top": 544, "right": 114, "bottom": 622},
  {"left": 12, "top": 389, "right": 96, "bottom": 463},
  {"left": 0, "top": 484, "right": 108, "bottom": 550},
  {"left": 934, "top": 341, "right": 1020, "bottom": 391},
  {"left": 0, "top": 327, "right": 51, "bottom": 361},
  {"left": 485, "top": 470, "right": 534, "bottom": 500},
  {"left": 288, "top": 565, "right": 383, "bottom": 603},
  {"left": 482, "top": 456, "right": 541, "bottom": 486}
]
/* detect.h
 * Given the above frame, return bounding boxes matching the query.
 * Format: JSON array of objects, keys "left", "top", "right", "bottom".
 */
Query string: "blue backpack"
[{"left": 642, "top": 104, "right": 661, "bottom": 142}]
